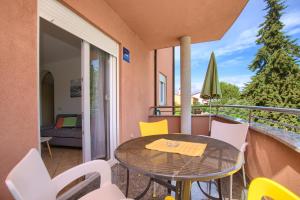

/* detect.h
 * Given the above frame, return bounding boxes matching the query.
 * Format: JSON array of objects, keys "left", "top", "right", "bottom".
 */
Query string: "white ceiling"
[{"left": 40, "top": 18, "right": 81, "bottom": 65}]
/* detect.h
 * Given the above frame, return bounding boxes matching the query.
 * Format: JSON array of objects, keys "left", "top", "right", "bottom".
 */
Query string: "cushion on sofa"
[
  {"left": 55, "top": 118, "right": 64, "bottom": 128},
  {"left": 63, "top": 117, "right": 77, "bottom": 127}
]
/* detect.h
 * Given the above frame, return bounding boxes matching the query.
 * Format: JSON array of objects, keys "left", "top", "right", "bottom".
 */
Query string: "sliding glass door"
[
  {"left": 90, "top": 45, "right": 110, "bottom": 160},
  {"left": 82, "top": 41, "right": 117, "bottom": 162}
]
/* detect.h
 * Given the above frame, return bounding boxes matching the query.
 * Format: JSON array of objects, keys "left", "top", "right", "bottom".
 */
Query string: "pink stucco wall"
[
  {"left": 149, "top": 115, "right": 213, "bottom": 135},
  {"left": 0, "top": 0, "right": 38, "bottom": 199},
  {"left": 156, "top": 48, "right": 174, "bottom": 106},
  {"left": 0, "top": 0, "right": 160, "bottom": 198},
  {"left": 245, "top": 129, "right": 300, "bottom": 195}
]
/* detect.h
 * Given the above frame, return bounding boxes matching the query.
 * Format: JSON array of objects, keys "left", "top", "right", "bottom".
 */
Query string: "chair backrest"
[
  {"left": 5, "top": 149, "right": 56, "bottom": 200},
  {"left": 248, "top": 177, "right": 299, "bottom": 200},
  {"left": 139, "top": 119, "right": 168, "bottom": 136},
  {"left": 211, "top": 120, "right": 249, "bottom": 151}
]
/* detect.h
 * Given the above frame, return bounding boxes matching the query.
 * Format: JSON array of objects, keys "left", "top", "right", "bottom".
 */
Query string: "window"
[{"left": 159, "top": 73, "right": 167, "bottom": 106}]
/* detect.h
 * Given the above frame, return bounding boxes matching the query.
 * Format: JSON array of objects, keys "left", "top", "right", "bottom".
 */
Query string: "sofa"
[{"left": 41, "top": 114, "right": 82, "bottom": 148}]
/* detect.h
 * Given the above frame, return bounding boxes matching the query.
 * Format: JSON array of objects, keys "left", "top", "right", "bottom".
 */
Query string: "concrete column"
[{"left": 180, "top": 36, "right": 191, "bottom": 134}]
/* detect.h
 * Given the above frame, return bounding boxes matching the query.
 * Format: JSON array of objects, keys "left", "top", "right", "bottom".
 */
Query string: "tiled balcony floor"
[
  {"left": 112, "top": 164, "right": 246, "bottom": 200},
  {"left": 41, "top": 147, "right": 246, "bottom": 199}
]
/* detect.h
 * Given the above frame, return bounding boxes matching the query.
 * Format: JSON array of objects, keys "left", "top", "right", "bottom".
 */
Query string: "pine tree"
[{"left": 243, "top": 0, "right": 300, "bottom": 132}]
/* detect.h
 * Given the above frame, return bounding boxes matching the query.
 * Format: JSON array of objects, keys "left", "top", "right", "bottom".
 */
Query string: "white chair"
[
  {"left": 5, "top": 149, "right": 132, "bottom": 200},
  {"left": 210, "top": 120, "right": 249, "bottom": 200}
]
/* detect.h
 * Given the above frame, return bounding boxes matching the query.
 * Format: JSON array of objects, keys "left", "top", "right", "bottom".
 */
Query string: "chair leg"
[
  {"left": 126, "top": 168, "right": 129, "bottom": 197},
  {"left": 229, "top": 175, "right": 233, "bottom": 200},
  {"left": 217, "top": 179, "right": 222, "bottom": 200},
  {"left": 167, "top": 180, "right": 172, "bottom": 195},
  {"left": 46, "top": 141, "right": 52, "bottom": 159},
  {"left": 153, "top": 182, "right": 157, "bottom": 198},
  {"left": 242, "top": 164, "right": 247, "bottom": 187},
  {"left": 208, "top": 180, "right": 212, "bottom": 195}
]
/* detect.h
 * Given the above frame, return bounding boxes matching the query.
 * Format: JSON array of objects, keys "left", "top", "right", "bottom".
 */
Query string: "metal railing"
[{"left": 149, "top": 105, "right": 300, "bottom": 133}]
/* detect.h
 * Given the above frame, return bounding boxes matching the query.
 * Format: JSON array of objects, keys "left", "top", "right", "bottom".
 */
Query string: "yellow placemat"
[{"left": 145, "top": 139, "right": 207, "bottom": 157}]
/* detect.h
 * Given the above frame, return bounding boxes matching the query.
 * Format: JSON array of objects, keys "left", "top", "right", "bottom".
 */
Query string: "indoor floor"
[{"left": 41, "top": 145, "right": 82, "bottom": 178}]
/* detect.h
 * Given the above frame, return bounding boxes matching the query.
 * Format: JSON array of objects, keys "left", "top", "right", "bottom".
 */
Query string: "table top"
[
  {"left": 40, "top": 137, "right": 52, "bottom": 143},
  {"left": 115, "top": 134, "right": 243, "bottom": 181}
]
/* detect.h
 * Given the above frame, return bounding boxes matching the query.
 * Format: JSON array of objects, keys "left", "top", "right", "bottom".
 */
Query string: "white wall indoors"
[
  {"left": 41, "top": 57, "right": 81, "bottom": 117},
  {"left": 40, "top": 18, "right": 81, "bottom": 120}
]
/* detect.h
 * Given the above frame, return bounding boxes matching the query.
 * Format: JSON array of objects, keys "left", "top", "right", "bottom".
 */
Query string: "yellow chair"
[
  {"left": 139, "top": 119, "right": 174, "bottom": 200},
  {"left": 139, "top": 119, "right": 168, "bottom": 136},
  {"left": 248, "top": 178, "right": 300, "bottom": 200}
]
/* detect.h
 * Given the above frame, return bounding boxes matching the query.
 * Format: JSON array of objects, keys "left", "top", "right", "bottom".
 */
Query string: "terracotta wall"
[
  {"left": 149, "top": 115, "right": 213, "bottom": 135},
  {"left": 60, "top": 0, "right": 156, "bottom": 142},
  {"left": 156, "top": 48, "right": 174, "bottom": 106},
  {"left": 149, "top": 116, "right": 180, "bottom": 134},
  {"left": 149, "top": 115, "right": 300, "bottom": 195},
  {"left": 245, "top": 128, "right": 300, "bottom": 195},
  {"left": 0, "top": 0, "right": 38, "bottom": 199}
]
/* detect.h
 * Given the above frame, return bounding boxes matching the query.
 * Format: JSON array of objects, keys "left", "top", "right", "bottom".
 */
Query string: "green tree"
[
  {"left": 243, "top": 0, "right": 300, "bottom": 132},
  {"left": 220, "top": 82, "right": 240, "bottom": 104}
]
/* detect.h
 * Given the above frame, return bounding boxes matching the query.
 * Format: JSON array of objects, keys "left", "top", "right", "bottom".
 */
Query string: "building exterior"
[
  {"left": 4, "top": 0, "right": 300, "bottom": 199},
  {"left": 155, "top": 48, "right": 174, "bottom": 107},
  {"left": 174, "top": 91, "right": 208, "bottom": 106}
]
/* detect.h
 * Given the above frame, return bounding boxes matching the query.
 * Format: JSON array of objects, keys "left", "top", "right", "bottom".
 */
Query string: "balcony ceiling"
[{"left": 104, "top": 0, "right": 248, "bottom": 49}]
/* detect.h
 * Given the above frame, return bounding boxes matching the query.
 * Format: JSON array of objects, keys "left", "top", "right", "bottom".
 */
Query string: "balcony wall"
[{"left": 149, "top": 115, "right": 300, "bottom": 195}]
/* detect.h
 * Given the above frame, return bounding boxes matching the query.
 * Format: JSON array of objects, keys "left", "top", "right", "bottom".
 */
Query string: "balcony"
[
  {"left": 145, "top": 105, "right": 300, "bottom": 197},
  {"left": 61, "top": 105, "right": 300, "bottom": 200}
]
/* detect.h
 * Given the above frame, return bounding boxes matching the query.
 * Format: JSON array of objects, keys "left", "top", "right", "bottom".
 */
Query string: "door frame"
[{"left": 38, "top": 0, "right": 120, "bottom": 163}]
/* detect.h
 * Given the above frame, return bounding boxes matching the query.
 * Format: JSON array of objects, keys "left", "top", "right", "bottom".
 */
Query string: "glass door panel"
[{"left": 90, "top": 45, "right": 110, "bottom": 160}]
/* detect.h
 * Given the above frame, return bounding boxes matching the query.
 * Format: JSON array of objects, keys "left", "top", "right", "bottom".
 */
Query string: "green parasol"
[{"left": 200, "top": 52, "right": 222, "bottom": 131}]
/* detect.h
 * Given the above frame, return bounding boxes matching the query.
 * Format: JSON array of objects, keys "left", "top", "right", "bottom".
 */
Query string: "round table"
[{"left": 115, "top": 134, "right": 243, "bottom": 200}]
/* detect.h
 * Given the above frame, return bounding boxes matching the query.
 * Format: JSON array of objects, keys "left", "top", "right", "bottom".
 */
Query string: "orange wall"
[
  {"left": 149, "top": 115, "right": 213, "bottom": 135},
  {"left": 60, "top": 0, "right": 156, "bottom": 142},
  {"left": 245, "top": 129, "right": 300, "bottom": 195},
  {"left": 156, "top": 48, "right": 174, "bottom": 106},
  {"left": 0, "top": 0, "right": 38, "bottom": 199}
]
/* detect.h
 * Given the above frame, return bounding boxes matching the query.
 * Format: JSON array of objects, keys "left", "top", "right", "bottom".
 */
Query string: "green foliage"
[
  {"left": 242, "top": 0, "right": 300, "bottom": 132},
  {"left": 217, "top": 99, "right": 253, "bottom": 121},
  {"left": 219, "top": 82, "right": 241, "bottom": 104}
]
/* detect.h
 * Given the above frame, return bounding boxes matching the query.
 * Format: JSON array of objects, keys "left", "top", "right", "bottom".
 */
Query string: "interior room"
[{"left": 39, "top": 18, "right": 82, "bottom": 177}]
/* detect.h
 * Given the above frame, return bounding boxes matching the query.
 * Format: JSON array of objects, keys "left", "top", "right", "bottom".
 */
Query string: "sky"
[{"left": 174, "top": 0, "right": 300, "bottom": 94}]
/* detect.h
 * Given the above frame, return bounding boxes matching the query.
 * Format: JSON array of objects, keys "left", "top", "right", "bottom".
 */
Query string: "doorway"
[
  {"left": 39, "top": 0, "right": 119, "bottom": 168},
  {"left": 40, "top": 18, "right": 83, "bottom": 177},
  {"left": 41, "top": 71, "right": 54, "bottom": 126}
]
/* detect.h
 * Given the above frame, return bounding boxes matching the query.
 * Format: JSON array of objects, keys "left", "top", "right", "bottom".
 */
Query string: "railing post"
[
  {"left": 154, "top": 108, "right": 161, "bottom": 116},
  {"left": 248, "top": 110, "right": 252, "bottom": 124}
]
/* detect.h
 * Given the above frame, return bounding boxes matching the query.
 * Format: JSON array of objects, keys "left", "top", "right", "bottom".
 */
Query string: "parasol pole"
[{"left": 209, "top": 97, "right": 212, "bottom": 133}]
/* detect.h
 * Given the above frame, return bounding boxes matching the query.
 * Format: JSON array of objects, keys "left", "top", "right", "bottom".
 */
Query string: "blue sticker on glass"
[{"left": 123, "top": 47, "right": 130, "bottom": 63}]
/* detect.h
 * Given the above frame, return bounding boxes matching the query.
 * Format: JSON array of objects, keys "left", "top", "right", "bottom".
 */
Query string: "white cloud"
[
  {"left": 282, "top": 11, "right": 300, "bottom": 36},
  {"left": 176, "top": 74, "right": 252, "bottom": 94},
  {"left": 185, "top": 26, "right": 259, "bottom": 67},
  {"left": 214, "top": 27, "right": 258, "bottom": 57},
  {"left": 282, "top": 11, "right": 300, "bottom": 29},
  {"left": 175, "top": 81, "right": 204, "bottom": 94},
  {"left": 287, "top": 27, "right": 300, "bottom": 36},
  {"left": 220, "top": 74, "right": 252, "bottom": 89},
  {"left": 218, "top": 57, "right": 245, "bottom": 68},
  {"left": 191, "top": 81, "right": 203, "bottom": 94}
]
